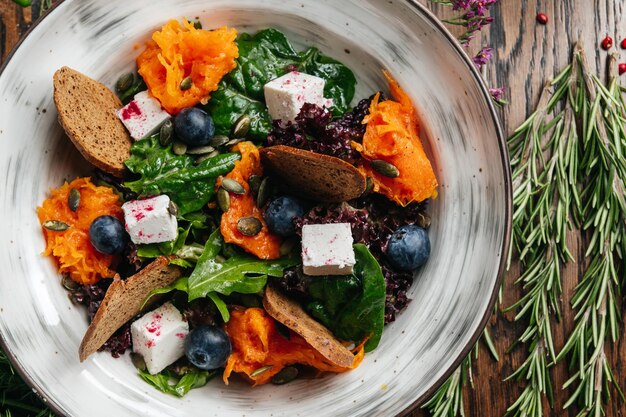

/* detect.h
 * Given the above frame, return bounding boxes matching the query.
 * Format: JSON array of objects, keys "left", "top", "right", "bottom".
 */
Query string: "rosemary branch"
[
  {"left": 504, "top": 54, "right": 580, "bottom": 417},
  {"left": 554, "top": 45, "right": 626, "bottom": 417}
]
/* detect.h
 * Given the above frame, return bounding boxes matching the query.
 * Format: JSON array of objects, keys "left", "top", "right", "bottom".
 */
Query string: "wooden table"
[{"left": 1, "top": 1, "right": 625, "bottom": 416}]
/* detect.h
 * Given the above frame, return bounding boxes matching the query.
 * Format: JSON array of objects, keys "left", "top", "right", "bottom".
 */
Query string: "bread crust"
[
  {"left": 79, "top": 257, "right": 182, "bottom": 361},
  {"left": 263, "top": 285, "right": 355, "bottom": 368},
  {"left": 53, "top": 66, "right": 132, "bottom": 177},
  {"left": 260, "top": 145, "right": 366, "bottom": 202}
]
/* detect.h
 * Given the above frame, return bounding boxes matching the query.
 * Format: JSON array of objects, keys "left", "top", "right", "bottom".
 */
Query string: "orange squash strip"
[
  {"left": 37, "top": 177, "right": 123, "bottom": 285},
  {"left": 354, "top": 70, "right": 438, "bottom": 206},
  {"left": 137, "top": 19, "right": 238, "bottom": 114},
  {"left": 223, "top": 308, "right": 364, "bottom": 386},
  {"left": 219, "top": 142, "right": 282, "bottom": 260}
]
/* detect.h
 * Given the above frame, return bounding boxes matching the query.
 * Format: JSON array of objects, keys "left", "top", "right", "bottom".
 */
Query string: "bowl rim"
[{"left": 0, "top": 1, "right": 511, "bottom": 416}]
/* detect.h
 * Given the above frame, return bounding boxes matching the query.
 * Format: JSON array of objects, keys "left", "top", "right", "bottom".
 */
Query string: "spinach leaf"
[
  {"left": 299, "top": 48, "right": 357, "bottom": 115},
  {"left": 187, "top": 230, "right": 298, "bottom": 301},
  {"left": 124, "top": 135, "right": 240, "bottom": 215},
  {"left": 205, "top": 28, "right": 356, "bottom": 139},
  {"left": 305, "top": 244, "right": 386, "bottom": 352},
  {"left": 138, "top": 367, "right": 215, "bottom": 397},
  {"left": 204, "top": 82, "right": 272, "bottom": 141}
]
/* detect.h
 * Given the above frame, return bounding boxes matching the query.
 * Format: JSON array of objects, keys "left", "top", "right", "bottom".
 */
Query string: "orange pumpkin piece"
[
  {"left": 223, "top": 308, "right": 364, "bottom": 385},
  {"left": 354, "top": 70, "right": 438, "bottom": 206},
  {"left": 137, "top": 19, "right": 238, "bottom": 114},
  {"left": 37, "top": 177, "right": 123, "bottom": 285},
  {"left": 219, "top": 142, "right": 282, "bottom": 260}
]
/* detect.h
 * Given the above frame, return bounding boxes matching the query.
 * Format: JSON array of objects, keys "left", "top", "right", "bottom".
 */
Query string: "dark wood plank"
[{"left": 1, "top": 0, "right": 625, "bottom": 416}]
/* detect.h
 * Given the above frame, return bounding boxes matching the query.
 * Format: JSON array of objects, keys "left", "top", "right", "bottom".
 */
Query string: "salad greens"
[
  {"left": 124, "top": 135, "right": 240, "bottom": 214},
  {"left": 306, "top": 244, "right": 386, "bottom": 352},
  {"left": 187, "top": 230, "right": 298, "bottom": 301},
  {"left": 138, "top": 367, "right": 216, "bottom": 397},
  {"left": 205, "top": 28, "right": 356, "bottom": 140}
]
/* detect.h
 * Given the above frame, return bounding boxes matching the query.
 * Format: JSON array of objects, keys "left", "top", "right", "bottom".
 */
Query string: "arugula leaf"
[
  {"left": 208, "top": 292, "right": 230, "bottom": 322},
  {"left": 205, "top": 28, "right": 356, "bottom": 139},
  {"left": 143, "top": 277, "right": 190, "bottom": 309},
  {"left": 118, "top": 76, "right": 147, "bottom": 104},
  {"left": 305, "top": 244, "right": 386, "bottom": 352},
  {"left": 138, "top": 368, "right": 215, "bottom": 397},
  {"left": 205, "top": 82, "right": 272, "bottom": 141},
  {"left": 124, "top": 135, "right": 240, "bottom": 215},
  {"left": 187, "top": 230, "right": 298, "bottom": 300}
]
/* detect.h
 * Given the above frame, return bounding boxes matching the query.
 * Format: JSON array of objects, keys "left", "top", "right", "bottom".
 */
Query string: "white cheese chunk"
[
  {"left": 117, "top": 91, "right": 171, "bottom": 140},
  {"left": 131, "top": 302, "right": 189, "bottom": 375},
  {"left": 264, "top": 71, "right": 331, "bottom": 122},
  {"left": 301, "top": 223, "right": 356, "bottom": 276},
  {"left": 122, "top": 195, "right": 178, "bottom": 245}
]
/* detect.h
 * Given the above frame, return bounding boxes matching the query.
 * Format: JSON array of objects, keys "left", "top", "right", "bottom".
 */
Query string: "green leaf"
[
  {"left": 205, "top": 28, "right": 356, "bottom": 138},
  {"left": 137, "top": 225, "right": 191, "bottom": 258},
  {"left": 142, "top": 277, "right": 189, "bottom": 309},
  {"left": 305, "top": 244, "right": 385, "bottom": 352},
  {"left": 208, "top": 292, "right": 230, "bottom": 322},
  {"left": 187, "top": 230, "right": 298, "bottom": 300},
  {"left": 204, "top": 82, "right": 272, "bottom": 141},
  {"left": 118, "top": 77, "right": 147, "bottom": 104},
  {"left": 124, "top": 135, "right": 240, "bottom": 215},
  {"left": 138, "top": 368, "right": 215, "bottom": 397}
]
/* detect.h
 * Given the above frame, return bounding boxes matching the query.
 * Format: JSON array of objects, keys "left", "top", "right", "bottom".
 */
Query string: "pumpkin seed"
[
  {"left": 225, "top": 138, "right": 243, "bottom": 147},
  {"left": 209, "top": 135, "right": 230, "bottom": 147},
  {"left": 159, "top": 120, "right": 174, "bottom": 146},
  {"left": 130, "top": 352, "right": 146, "bottom": 371},
  {"left": 250, "top": 365, "right": 273, "bottom": 378},
  {"left": 217, "top": 187, "right": 230, "bottom": 212},
  {"left": 271, "top": 366, "right": 299, "bottom": 385},
  {"left": 180, "top": 76, "right": 193, "bottom": 91},
  {"left": 232, "top": 114, "right": 251, "bottom": 138},
  {"left": 68, "top": 188, "right": 80, "bottom": 212},
  {"left": 417, "top": 212, "right": 431, "bottom": 229},
  {"left": 61, "top": 275, "right": 81, "bottom": 291},
  {"left": 167, "top": 200, "right": 179, "bottom": 217},
  {"left": 186, "top": 145, "right": 215, "bottom": 155},
  {"left": 43, "top": 220, "right": 70, "bottom": 231},
  {"left": 172, "top": 141, "right": 187, "bottom": 155},
  {"left": 248, "top": 175, "right": 262, "bottom": 197},
  {"left": 280, "top": 238, "right": 297, "bottom": 256},
  {"left": 256, "top": 177, "right": 271, "bottom": 208},
  {"left": 370, "top": 159, "right": 400, "bottom": 178},
  {"left": 193, "top": 20, "right": 202, "bottom": 29},
  {"left": 115, "top": 72, "right": 134, "bottom": 92},
  {"left": 221, "top": 178, "right": 246, "bottom": 195},
  {"left": 237, "top": 216, "right": 262, "bottom": 236}
]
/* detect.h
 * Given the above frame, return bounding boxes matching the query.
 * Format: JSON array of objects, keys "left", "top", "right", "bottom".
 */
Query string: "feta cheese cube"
[
  {"left": 117, "top": 91, "right": 170, "bottom": 140},
  {"left": 264, "top": 71, "right": 330, "bottom": 122},
  {"left": 122, "top": 195, "right": 178, "bottom": 245},
  {"left": 131, "top": 302, "right": 189, "bottom": 375},
  {"left": 301, "top": 223, "right": 356, "bottom": 276}
]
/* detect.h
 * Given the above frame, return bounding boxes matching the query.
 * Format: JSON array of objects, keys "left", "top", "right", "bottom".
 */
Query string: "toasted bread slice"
[
  {"left": 53, "top": 66, "right": 132, "bottom": 177},
  {"left": 263, "top": 285, "right": 355, "bottom": 368},
  {"left": 260, "top": 145, "right": 366, "bottom": 202},
  {"left": 79, "top": 257, "right": 182, "bottom": 361}
]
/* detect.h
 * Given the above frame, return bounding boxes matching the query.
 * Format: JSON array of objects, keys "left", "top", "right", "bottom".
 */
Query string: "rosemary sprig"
[
  {"left": 422, "top": 330, "right": 498, "bottom": 417},
  {"left": 503, "top": 55, "right": 581, "bottom": 417},
  {"left": 554, "top": 45, "right": 626, "bottom": 417}
]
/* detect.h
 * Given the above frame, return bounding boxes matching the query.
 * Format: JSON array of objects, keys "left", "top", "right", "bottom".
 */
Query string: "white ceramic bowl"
[{"left": 0, "top": 0, "right": 509, "bottom": 416}]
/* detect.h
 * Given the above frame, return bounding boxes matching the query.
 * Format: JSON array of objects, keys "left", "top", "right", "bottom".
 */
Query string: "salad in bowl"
[{"left": 36, "top": 17, "right": 438, "bottom": 395}]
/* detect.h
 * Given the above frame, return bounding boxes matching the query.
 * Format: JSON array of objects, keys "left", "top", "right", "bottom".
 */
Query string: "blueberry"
[
  {"left": 89, "top": 215, "right": 128, "bottom": 255},
  {"left": 385, "top": 225, "right": 430, "bottom": 271},
  {"left": 173, "top": 107, "right": 215, "bottom": 146},
  {"left": 263, "top": 196, "right": 307, "bottom": 237},
  {"left": 184, "top": 326, "right": 232, "bottom": 370}
]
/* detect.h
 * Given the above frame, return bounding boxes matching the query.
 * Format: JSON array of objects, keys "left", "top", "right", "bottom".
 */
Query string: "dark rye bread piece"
[
  {"left": 263, "top": 285, "right": 355, "bottom": 368},
  {"left": 260, "top": 145, "right": 366, "bottom": 202},
  {"left": 79, "top": 257, "right": 182, "bottom": 361},
  {"left": 53, "top": 66, "right": 132, "bottom": 177}
]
